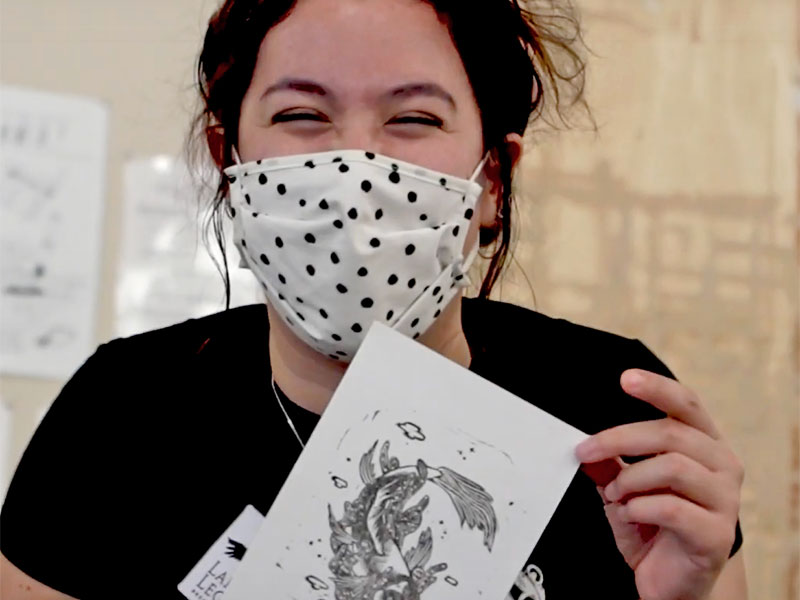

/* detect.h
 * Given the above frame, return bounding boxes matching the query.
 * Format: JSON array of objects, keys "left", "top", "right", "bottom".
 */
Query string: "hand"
[{"left": 575, "top": 369, "right": 744, "bottom": 600}]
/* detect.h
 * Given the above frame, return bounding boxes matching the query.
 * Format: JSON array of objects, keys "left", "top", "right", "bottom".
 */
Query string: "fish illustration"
[{"left": 327, "top": 440, "right": 496, "bottom": 599}]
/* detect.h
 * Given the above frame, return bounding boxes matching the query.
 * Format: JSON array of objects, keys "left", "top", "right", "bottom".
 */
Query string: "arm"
[
  {"left": 709, "top": 552, "right": 747, "bottom": 600},
  {"left": 1, "top": 553, "right": 78, "bottom": 600},
  {"left": 0, "top": 345, "right": 116, "bottom": 600}
]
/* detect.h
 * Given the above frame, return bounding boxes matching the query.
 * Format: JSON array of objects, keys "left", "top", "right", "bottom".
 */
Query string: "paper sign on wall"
[
  {"left": 0, "top": 86, "right": 108, "bottom": 379},
  {"left": 116, "top": 156, "right": 260, "bottom": 337}
]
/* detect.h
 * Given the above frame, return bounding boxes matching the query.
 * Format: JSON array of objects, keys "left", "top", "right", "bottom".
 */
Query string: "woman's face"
[{"left": 237, "top": 0, "right": 499, "bottom": 240}]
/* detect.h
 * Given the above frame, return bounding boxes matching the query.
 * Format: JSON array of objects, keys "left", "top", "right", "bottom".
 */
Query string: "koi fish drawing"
[{"left": 327, "top": 439, "right": 497, "bottom": 599}]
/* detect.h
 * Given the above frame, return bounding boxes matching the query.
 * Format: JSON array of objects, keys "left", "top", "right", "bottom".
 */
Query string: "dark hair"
[{"left": 187, "top": 0, "right": 590, "bottom": 307}]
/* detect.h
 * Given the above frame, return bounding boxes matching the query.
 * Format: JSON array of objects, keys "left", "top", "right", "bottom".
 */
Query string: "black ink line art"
[
  {"left": 306, "top": 575, "right": 329, "bottom": 591},
  {"left": 225, "top": 538, "right": 247, "bottom": 560},
  {"left": 397, "top": 422, "right": 426, "bottom": 441},
  {"left": 448, "top": 427, "right": 514, "bottom": 465},
  {"left": 338, "top": 427, "right": 352, "bottom": 450},
  {"left": 327, "top": 440, "right": 496, "bottom": 599}
]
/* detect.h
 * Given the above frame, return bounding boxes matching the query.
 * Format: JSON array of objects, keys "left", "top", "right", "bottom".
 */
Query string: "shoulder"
[
  {"left": 4, "top": 302, "right": 270, "bottom": 494},
  {"left": 463, "top": 297, "right": 676, "bottom": 433},
  {"left": 0, "top": 305, "right": 272, "bottom": 592},
  {"left": 44, "top": 302, "right": 272, "bottom": 433},
  {"left": 28, "top": 303, "right": 271, "bottom": 418},
  {"left": 99, "top": 303, "right": 268, "bottom": 363},
  {"left": 463, "top": 296, "right": 667, "bottom": 364}
]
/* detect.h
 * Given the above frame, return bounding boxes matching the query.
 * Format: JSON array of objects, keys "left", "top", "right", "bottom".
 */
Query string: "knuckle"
[
  {"left": 730, "top": 455, "right": 745, "bottom": 485},
  {"left": 665, "top": 453, "right": 687, "bottom": 483},
  {"left": 723, "top": 479, "right": 743, "bottom": 516},
  {"left": 614, "top": 472, "right": 631, "bottom": 496},
  {"left": 715, "top": 519, "right": 737, "bottom": 557},
  {"left": 658, "top": 499, "right": 681, "bottom": 525},
  {"left": 683, "top": 389, "right": 702, "bottom": 412},
  {"left": 661, "top": 420, "right": 683, "bottom": 447}
]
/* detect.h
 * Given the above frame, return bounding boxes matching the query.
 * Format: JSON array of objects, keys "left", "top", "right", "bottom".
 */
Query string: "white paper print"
[
  {"left": 116, "top": 156, "right": 260, "bottom": 338},
  {"left": 506, "top": 564, "right": 547, "bottom": 600},
  {"left": 225, "top": 323, "right": 588, "bottom": 600},
  {"left": 177, "top": 504, "right": 264, "bottom": 600},
  {"left": 0, "top": 86, "right": 108, "bottom": 379}
]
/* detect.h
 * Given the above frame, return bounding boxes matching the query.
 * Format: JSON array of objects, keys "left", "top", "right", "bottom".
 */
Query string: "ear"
[
  {"left": 478, "top": 133, "right": 524, "bottom": 229},
  {"left": 206, "top": 124, "right": 229, "bottom": 171}
]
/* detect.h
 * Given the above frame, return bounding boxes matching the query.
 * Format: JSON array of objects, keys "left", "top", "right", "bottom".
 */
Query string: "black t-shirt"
[{"left": 1, "top": 297, "right": 741, "bottom": 599}]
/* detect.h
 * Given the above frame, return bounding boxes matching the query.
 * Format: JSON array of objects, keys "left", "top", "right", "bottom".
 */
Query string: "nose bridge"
[
  {"left": 338, "top": 123, "right": 375, "bottom": 152},
  {"left": 334, "top": 108, "right": 382, "bottom": 153}
]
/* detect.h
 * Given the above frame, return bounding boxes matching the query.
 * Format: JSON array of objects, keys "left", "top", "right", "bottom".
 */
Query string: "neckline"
[{"left": 266, "top": 296, "right": 490, "bottom": 418}]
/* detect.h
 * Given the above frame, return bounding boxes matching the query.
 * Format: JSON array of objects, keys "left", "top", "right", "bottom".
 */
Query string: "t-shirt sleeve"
[
  {"left": 0, "top": 342, "right": 116, "bottom": 598},
  {"left": 630, "top": 339, "right": 743, "bottom": 559}
]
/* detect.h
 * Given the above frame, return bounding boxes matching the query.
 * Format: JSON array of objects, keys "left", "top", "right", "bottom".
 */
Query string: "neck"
[{"left": 268, "top": 295, "right": 471, "bottom": 415}]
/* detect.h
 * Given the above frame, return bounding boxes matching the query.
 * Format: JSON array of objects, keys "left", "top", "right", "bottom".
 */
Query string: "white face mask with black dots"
[{"left": 224, "top": 148, "right": 487, "bottom": 362}]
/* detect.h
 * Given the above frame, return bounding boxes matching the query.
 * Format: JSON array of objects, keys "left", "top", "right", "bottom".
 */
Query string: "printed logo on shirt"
[
  {"left": 177, "top": 505, "right": 264, "bottom": 600},
  {"left": 505, "top": 564, "right": 546, "bottom": 600}
]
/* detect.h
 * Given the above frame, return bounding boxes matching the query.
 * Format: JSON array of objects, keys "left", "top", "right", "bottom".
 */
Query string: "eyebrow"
[
  {"left": 261, "top": 78, "right": 328, "bottom": 100},
  {"left": 261, "top": 78, "right": 457, "bottom": 110}
]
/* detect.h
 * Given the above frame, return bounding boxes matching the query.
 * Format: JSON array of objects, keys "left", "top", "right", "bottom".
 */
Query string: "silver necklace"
[{"left": 271, "top": 375, "right": 305, "bottom": 449}]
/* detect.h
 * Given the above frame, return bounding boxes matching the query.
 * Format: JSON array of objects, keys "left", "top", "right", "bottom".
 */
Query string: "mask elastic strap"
[
  {"left": 231, "top": 145, "right": 244, "bottom": 168},
  {"left": 452, "top": 233, "right": 482, "bottom": 291},
  {"left": 457, "top": 153, "right": 489, "bottom": 289},
  {"left": 468, "top": 152, "right": 490, "bottom": 183}
]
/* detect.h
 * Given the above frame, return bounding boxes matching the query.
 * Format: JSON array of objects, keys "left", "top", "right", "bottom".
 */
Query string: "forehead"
[{"left": 250, "top": 0, "right": 472, "bottom": 99}]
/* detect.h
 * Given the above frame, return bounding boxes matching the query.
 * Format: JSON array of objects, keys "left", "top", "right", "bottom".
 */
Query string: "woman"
[{"left": 1, "top": 1, "right": 746, "bottom": 598}]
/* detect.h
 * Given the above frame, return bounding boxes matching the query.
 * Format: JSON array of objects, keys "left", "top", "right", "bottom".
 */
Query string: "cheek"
[
  {"left": 387, "top": 139, "right": 479, "bottom": 181},
  {"left": 236, "top": 101, "right": 291, "bottom": 162}
]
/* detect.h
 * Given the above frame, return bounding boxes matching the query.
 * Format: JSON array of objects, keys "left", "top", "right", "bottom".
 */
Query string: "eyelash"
[
  {"left": 271, "top": 112, "right": 443, "bottom": 127},
  {"left": 272, "top": 112, "right": 327, "bottom": 123}
]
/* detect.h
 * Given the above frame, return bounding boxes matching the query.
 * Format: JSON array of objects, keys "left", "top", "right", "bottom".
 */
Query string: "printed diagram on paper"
[
  {"left": 116, "top": 157, "right": 260, "bottom": 338},
  {"left": 0, "top": 86, "right": 108, "bottom": 379}
]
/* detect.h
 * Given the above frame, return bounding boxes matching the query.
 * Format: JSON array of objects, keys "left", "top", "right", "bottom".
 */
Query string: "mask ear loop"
[
  {"left": 228, "top": 146, "right": 250, "bottom": 268},
  {"left": 468, "top": 152, "right": 490, "bottom": 183},
  {"left": 231, "top": 145, "right": 244, "bottom": 168},
  {"left": 453, "top": 152, "right": 492, "bottom": 291},
  {"left": 455, "top": 152, "right": 490, "bottom": 288}
]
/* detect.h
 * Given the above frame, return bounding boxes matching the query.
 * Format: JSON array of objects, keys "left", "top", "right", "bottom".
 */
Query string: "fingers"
[
  {"left": 620, "top": 369, "right": 720, "bottom": 439},
  {"left": 616, "top": 494, "right": 736, "bottom": 560},
  {"left": 576, "top": 418, "right": 728, "bottom": 472},
  {"left": 603, "top": 452, "right": 732, "bottom": 512}
]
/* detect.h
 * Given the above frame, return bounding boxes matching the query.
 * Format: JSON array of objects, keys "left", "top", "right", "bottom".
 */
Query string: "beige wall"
[
  {"left": 1, "top": 1, "right": 797, "bottom": 598},
  {"left": 499, "top": 2, "right": 799, "bottom": 597}
]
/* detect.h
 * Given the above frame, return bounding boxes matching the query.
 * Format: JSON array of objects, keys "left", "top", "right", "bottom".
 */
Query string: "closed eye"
[
  {"left": 271, "top": 111, "right": 443, "bottom": 127},
  {"left": 272, "top": 111, "right": 329, "bottom": 123},
  {"left": 388, "top": 115, "right": 443, "bottom": 127}
]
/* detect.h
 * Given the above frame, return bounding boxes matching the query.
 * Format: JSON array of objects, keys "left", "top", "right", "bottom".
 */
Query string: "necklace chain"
[{"left": 271, "top": 375, "right": 305, "bottom": 449}]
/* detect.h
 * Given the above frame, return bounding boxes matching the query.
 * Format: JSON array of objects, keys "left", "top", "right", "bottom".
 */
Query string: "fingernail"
[
  {"left": 605, "top": 481, "right": 619, "bottom": 501},
  {"left": 575, "top": 439, "right": 596, "bottom": 461},
  {"left": 624, "top": 370, "right": 644, "bottom": 389}
]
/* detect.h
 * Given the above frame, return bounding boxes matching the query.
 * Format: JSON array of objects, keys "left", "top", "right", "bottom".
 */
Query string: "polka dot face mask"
[{"left": 224, "top": 149, "right": 487, "bottom": 362}]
